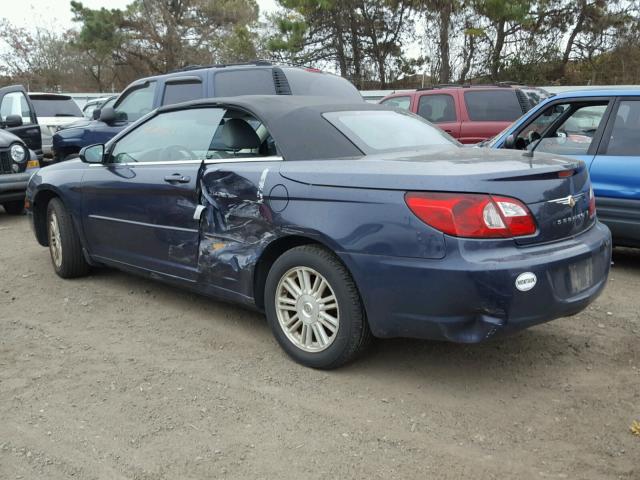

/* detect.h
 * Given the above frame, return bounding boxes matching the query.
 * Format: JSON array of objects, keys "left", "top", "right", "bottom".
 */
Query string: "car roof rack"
[
  {"left": 168, "top": 60, "right": 273, "bottom": 74},
  {"left": 417, "top": 83, "right": 515, "bottom": 91}
]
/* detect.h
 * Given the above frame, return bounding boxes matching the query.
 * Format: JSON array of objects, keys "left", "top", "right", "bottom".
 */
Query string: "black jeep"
[{"left": 0, "top": 85, "right": 41, "bottom": 214}]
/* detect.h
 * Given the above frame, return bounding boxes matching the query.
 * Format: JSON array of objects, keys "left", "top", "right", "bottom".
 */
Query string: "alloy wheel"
[
  {"left": 275, "top": 266, "right": 340, "bottom": 352},
  {"left": 48, "top": 212, "right": 63, "bottom": 268}
]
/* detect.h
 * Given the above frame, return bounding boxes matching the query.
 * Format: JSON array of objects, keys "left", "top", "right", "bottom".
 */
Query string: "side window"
[
  {"left": 110, "top": 108, "right": 225, "bottom": 163},
  {"left": 513, "top": 103, "right": 571, "bottom": 149},
  {"left": 109, "top": 108, "right": 275, "bottom": 163},
  {"left": 464, "top": 90, "right": 523, "bottom": 121},
  {"left": 535, "top": 104, "right": 608, "bottom": 156},
  {"left": 417, "top": 94, "right": 456, "bottom": 123},
  {"left": 213, "top": 70, "right": 276, "bottom": 96},
  {"left": 0, "top": 91, "right": 34, "bottom": 125},
  {"left": 162, "top": 81, "right": 203, "bottom": 106},
  {"left": 604, "top": 100, "right": 640, "bottom": 156},
  {"left": 381, "top": 96, "right": 411, "bottom": 111},
  {"left": 114, "top": 82, "right": 156, "bottom": 122}
]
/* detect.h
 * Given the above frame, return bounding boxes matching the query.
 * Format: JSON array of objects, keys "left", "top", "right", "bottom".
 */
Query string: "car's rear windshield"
[
  {"left": 30, "top": 97, "right": 82, "bottom": 117},
  {"left": 284, "top": 68, "right": 363, "bottom": 101},
  {"left": 323, "top": 110, "right": 458, "bottom": 154},
  {"left": 464, "top": 90, "right": 523, "bottom": 121}
]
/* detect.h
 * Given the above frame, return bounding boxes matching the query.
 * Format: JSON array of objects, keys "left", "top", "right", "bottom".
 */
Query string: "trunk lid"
[{"left": 280, "top": 147, "right": 593, "bottom": 245}]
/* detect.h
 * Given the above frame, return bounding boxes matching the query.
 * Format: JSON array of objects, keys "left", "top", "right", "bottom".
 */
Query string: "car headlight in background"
[{"left": 10, "top": 143, "right": 27, "bottom": 163}]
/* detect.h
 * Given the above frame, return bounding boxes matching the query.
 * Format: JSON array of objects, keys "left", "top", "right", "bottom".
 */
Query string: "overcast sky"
[{"left": 3, "top": 0, "right": 280, "bottom": 30}]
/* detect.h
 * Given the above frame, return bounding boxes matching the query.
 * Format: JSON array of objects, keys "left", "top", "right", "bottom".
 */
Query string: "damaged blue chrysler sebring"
[{"left": 26, "top": 96, "right": 612, "bottom": 368}]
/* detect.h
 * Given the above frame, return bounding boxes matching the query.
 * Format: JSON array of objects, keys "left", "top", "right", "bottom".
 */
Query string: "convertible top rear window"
[{"left": 323, "top": 110, "right": 457, "bottom": 154}]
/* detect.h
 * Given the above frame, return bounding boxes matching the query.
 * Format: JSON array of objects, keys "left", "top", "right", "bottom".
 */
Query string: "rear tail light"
[
  {"left": 405, "top": 192, "right": 537, "bottom": 238},
  {"left": 588, "top": 186, "right": 596, "bottom": 218},
  {"left": 558, "top": 169, "right": 575, "bottom": 178}
]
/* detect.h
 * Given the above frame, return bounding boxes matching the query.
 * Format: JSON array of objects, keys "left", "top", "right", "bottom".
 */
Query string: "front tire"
[
  {"left": 46, "top": 198, "right": 90, "bottom": 278},
  {"left": 2, "top": 200, "right": 24, "bottom": 215},
  {"left": 265, "top": 245, "right": 371, "bottom": 369}
]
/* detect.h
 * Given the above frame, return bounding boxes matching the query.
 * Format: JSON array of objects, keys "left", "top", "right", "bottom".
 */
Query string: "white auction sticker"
[{"left": 515, "top": 272, "right": 537, "bottom": 292}]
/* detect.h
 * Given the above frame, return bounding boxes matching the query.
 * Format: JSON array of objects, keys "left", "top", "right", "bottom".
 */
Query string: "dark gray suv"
[{"left": 52, "top": 61, "right": 363, "bottom": 162}]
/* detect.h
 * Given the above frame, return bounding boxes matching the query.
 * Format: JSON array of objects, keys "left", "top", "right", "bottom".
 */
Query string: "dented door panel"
[
  {"left": 194, "top": 161, "right": 448, "bottom": 303},
  {"left": 197, "top": 162, "right": 281, "bottom": 298}
]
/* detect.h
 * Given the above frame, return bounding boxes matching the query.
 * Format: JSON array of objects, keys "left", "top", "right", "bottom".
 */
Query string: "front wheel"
[
  {"left": 2, "top": 200, "right": 24, "bottom": 215},
  {"left": 46, "top": 198, "right": 90, "bottom": 278},
  {"left": 264, "top": 245, "right": 371, "bottom": 369}
]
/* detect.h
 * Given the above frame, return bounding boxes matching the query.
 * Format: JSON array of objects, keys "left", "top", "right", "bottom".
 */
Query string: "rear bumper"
[
  {"left": 344, "top": 222, "right": 612, "bottom": 342},
  {"left": 0, "top": 172, "right": 32, "bottom": 203}
]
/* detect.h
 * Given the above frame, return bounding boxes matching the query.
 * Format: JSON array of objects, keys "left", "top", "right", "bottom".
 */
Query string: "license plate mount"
[{"left": 568, "top": 259, "right": 594, "bottom": 294}]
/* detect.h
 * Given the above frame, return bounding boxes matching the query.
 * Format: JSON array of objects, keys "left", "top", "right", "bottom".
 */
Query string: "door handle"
[{"left": 164, "top": 173, "right": 191, "bottom": 184}]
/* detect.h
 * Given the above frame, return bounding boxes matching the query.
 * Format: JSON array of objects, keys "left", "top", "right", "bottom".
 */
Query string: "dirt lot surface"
[{"left": 0, "top": 211, "right": 638, "bottom": 479}]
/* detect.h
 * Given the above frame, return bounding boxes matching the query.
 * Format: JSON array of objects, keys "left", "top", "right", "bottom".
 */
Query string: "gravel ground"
[{"left": 0, "top": 211, "right": 638, "bottom": 479}]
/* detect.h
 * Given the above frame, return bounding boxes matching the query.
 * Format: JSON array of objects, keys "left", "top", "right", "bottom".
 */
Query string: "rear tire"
[
  {"left": 264, "top": 245, "right": 371, "bottom": 369},
  {"left": 2, "top": 200, "right": 24, "bottom": 215},
  {"left": 46, "top": 198, "right": 90, "bottom": 278}
]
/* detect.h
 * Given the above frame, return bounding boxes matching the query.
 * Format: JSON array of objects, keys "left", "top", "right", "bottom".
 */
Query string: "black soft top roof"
[{"left": 157, "top": 95, "right": 393, "bottom": 161}]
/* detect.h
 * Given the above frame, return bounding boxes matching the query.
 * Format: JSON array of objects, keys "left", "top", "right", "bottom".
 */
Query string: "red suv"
[{"left": 380, "top": 85, "right": 547, "bottom": 144}]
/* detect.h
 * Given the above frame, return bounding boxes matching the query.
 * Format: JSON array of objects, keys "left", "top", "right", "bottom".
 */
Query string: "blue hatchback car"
[
  {"left": 487, "top": 89, "right": 640, "bottom": 247},
  {"left": 27, "top": 96, "right": 611, "bottom": 368}
]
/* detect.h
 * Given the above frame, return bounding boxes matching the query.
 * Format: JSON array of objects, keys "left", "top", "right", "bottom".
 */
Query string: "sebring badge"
[{"left": 515, "top": 272, "right": 537, "bottom": 292}]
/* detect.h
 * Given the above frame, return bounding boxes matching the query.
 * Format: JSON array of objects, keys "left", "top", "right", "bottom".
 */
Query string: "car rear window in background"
[
  {"left": 30, "top": 97, "right": 83, "bottom": 117},
  {"left": 284, "top": 68, "right": 363, "bottom": 100},
  {"left": 162, "top": 81, "right": 203, "bottom": 106},
  {"left": 214, "top": 69, "right": 276, "bottom": 97},
  {"left": 464, "top": 90, "right": 523, "bottom": 121},
  {"left": 324, "top": 110, "right": 457, "bottom": 154},
  {"left": 418, "top": 94, "right": 456, "bottom": 123},
  {"left": 381, "top": 96, "right": 411, "bottom": 110}
]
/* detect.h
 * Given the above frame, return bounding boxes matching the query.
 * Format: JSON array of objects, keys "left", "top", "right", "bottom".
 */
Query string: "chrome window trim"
[
  {"left": 89, "top": 155, "right": 283, "bottom": 167},
  {"left": 88, "top": 214, "right": 199, "bottom": 233}
]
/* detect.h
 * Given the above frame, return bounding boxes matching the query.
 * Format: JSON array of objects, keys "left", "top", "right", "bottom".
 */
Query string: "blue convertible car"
[
  {"left": 26, "top": 96, "right": 612, "bottom": 368},
  {"left": 487, "top": 89, "right": 640, "bottom": 247}
]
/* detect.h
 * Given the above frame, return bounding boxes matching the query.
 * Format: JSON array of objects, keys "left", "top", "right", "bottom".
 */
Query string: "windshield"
[
  {"left": 323, "top": 110, "right": 458, "bottom": 154},
  {"left": 31, "top": 98, "right": 82, "bottom": 117}
]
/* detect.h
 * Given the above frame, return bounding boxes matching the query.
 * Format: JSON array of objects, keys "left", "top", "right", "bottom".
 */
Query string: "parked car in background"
[
  {"left": 58, "top": 96, "right": 118, "bottom": 138},
  {"left": 28, "top": 96, "right": 610, "bottom": 368},
  {"left": 0, "top": 85, "right": 42, "bottom": 158},
  {"left": 487, "top": 89, "right": 640, "bottom": 248},
  {"left": 81, "top": 95, "right": 117, "bottom": 119},
  {"left": 380, "top": 84, "right": 549, "bottom": 144},
  {"left": 51, "top": 61, "right": 363, "bottom": 162},
  {"left": 0, "top": 129, "right": 40, "bottom": 214},
  {"left": 29, "top": 93, "right": 84, "bottom": 159}
]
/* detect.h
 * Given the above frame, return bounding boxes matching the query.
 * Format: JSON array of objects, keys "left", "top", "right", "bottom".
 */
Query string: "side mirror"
[
  {"left": 503, "top": 134, "right": 516, "bottom": 149},
  {"left": 92, "top": 108, "right": 101, "bottom": 120},
  {"left": 99, "top": 107, "right": 117, "bottom": 125},
  {"left": 5, "top": 114, "right": 23, "bottom": 128},
  {"left": 79, "top": 144, "right": 105, "bottom": 164}
]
